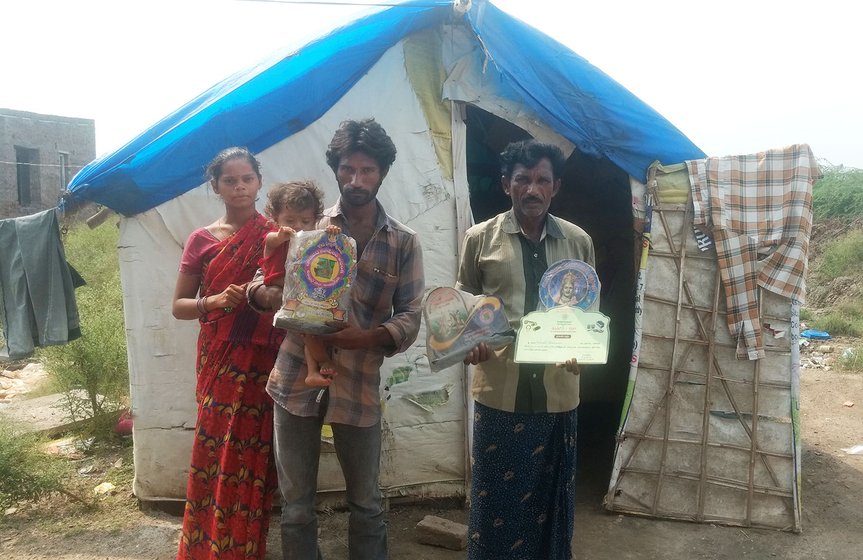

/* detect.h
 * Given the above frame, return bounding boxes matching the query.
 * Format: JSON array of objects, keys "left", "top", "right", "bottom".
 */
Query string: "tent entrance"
[
  {"left": 464, "top": 104, "right": 532, "bottom": 222},
  {"left": 463, "top": 104, "right": 637, "bottom": 499}
]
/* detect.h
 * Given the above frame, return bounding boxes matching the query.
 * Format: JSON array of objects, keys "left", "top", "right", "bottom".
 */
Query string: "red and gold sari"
[{"left": 178, "top": 213, "right": 283, "bottom": 560}]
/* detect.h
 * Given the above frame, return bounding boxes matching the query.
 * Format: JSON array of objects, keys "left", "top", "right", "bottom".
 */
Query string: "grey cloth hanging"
[{"left": 0, "top": 208, "right": 81, "bottom": 360}]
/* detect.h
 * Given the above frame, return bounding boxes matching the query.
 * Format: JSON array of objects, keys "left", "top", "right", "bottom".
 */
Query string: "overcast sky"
[{"left": 2, "top": 0, "right": 859, "bottom": 169}]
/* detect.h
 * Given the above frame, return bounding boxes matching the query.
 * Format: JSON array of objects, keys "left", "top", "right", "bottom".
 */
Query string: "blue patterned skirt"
[{"left": 468, "top": 402, "right": 577, "bottom": 560}]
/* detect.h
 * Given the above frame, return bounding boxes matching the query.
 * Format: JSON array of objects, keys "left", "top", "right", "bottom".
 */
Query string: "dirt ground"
[{"left": 2, "top": 344, "right": 862, "bottom": 560}]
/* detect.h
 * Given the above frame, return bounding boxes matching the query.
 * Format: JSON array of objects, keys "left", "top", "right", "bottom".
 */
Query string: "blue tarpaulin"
[
  {"left": 801, "top": 329, "right": 831, "bottom": 340},
  {"left": 65, "top": 0, "right": 704, "bottom": 216}
]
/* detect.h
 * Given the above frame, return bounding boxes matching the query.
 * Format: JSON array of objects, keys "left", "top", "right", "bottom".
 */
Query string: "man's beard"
[{"left": 340, "top": 184, "right": 380, "bottom": 206}]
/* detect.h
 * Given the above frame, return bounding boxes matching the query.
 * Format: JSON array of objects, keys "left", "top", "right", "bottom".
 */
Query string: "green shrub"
[
  {"left": 38, "top": 222, "right": 128, "bottom": 439},
  {"left": 815, "top": 230, "right": 863, "bottom": 281},
  {"left": 0, "top": 418, "right": 80, "bottom": 509},
  {"left": 812, "top": 166, "right": 863, "bottom": 221}
]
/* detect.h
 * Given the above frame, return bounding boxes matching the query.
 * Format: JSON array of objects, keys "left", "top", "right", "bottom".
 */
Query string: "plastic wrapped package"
[
  {"left": 274, "top": 230, "right": 357, "bottom": 334},
  {"left": 423, "top": 287, "right": 514, "bottom": 372}
]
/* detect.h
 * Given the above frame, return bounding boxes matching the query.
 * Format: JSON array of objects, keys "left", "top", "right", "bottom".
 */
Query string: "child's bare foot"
[{"left": 305, "top": 369, "right": 333, "bottom": 387}]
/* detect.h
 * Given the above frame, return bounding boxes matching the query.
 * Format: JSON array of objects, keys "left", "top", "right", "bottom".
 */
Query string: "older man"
[{"left": 457, "top": 139, "right": 595, "bottom": 560}]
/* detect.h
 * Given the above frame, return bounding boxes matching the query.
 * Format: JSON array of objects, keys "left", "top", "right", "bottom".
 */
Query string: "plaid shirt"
[
  {"left": 256, "top": 199, "right": 424, "bottom": 427},
  {"left": 686, "top": 144, "right": 819, "bottom": 360}
]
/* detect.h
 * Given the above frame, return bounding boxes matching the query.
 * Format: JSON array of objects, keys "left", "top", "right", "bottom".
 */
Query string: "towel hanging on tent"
[{"left": 0, "top": 208, "right": 81, "bottom": 360}]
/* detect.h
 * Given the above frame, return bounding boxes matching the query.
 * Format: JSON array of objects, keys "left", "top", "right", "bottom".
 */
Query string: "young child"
[{"left": 261, "top": 180, "right": 339, "bottom": 387}]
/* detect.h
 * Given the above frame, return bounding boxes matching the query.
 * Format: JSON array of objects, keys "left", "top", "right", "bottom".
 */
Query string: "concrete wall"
[{"left": 0, "top": 109, "right": 95, "bottom": 219}]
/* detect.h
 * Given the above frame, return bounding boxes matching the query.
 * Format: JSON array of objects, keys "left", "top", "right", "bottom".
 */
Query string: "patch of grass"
[
  {"left": 102, "top": 444, "right": 135, "bottom": 488},
  {"left": 0, "top": 417, "right": 85, "bottom": 510},
  {"left": 815, "top": 230, "right": 863, "bottom": 281},
  {"left": 800, "top": 307, "right": 816, "bottom": 322},
  {"left": 811, "top": 301, "right": 863, "bottom": 338},
  {"left": 0, "top": 441, "right": 137, "bottom": 538}
]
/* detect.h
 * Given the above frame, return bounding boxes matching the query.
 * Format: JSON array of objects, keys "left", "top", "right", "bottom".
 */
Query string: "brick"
[{"left": 415, "top": 514, "right": 468, "bottom": 551}]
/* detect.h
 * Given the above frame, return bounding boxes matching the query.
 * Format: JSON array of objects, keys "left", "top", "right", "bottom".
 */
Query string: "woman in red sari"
[{"left": 171, "top": 147, "right": 283, "bottom": 560}]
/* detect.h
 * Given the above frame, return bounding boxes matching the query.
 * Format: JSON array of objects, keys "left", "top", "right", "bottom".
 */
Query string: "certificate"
[{"left": 514, "top": 306, "right": 610, "bottom": 365}]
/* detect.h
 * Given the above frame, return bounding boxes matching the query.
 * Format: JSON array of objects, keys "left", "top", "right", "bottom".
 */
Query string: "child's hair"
[{"left": 264, "top": 180, "right": 325, "bottom": 221}]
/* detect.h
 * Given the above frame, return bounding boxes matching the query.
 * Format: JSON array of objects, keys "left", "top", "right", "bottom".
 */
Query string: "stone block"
[{"left": 415, "top": 514, "right": 467, "bottom": 551}]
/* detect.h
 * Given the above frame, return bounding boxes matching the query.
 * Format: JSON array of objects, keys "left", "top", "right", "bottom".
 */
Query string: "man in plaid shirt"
[{"left": 249, "top": 118, "right": 424, "bottom": 560}]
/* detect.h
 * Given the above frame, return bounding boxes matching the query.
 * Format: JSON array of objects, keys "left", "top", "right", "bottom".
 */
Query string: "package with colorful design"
[
  {"left": 274, "top": 230, "right": 357, "bottom": 334},
  {"left": 423, "top": 287, "right": 514, "bottom": 372}
]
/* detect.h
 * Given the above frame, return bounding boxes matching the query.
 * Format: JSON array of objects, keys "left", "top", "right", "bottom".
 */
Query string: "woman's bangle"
[{"left": 196, "top": 296, "right": 208, "bottom": 315}]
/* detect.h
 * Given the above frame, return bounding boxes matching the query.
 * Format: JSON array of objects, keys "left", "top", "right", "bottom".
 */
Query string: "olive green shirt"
[{"left": 455, "top": 210, "right": 596, "bottom": 413}]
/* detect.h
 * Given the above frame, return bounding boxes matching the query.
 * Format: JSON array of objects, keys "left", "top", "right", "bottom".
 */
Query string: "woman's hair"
[
  {"left": 499, "top": 140, "right": 565, "bottom": 181},
  {"left": 205, "top": 147, "right": 262, "bottom": 184},
  {"left": 264, "top": 180, "right": 325, "bottom": 220},
  {"left": 325, "top": 118, "right": 397, "bottom": 175}
]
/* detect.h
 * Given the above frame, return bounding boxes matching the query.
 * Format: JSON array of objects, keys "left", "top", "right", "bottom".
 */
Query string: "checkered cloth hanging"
[{"left": 686, "top": 144, "right": 820, "bottom": 360}]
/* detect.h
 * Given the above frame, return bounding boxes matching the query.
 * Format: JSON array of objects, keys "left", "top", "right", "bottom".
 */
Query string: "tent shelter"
[{"left": 65, "top": 0, "right": 805, "bottom": 532}]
